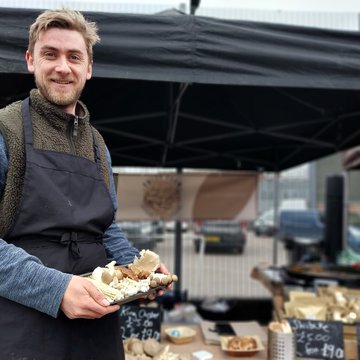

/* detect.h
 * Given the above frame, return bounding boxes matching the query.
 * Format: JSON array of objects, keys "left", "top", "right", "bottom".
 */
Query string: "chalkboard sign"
[
  {"left": 119, "top": 304, "right": 162, "bottom": 341},
  {"left": 289, "top": 318, "right": 344, "bottom": 359}
]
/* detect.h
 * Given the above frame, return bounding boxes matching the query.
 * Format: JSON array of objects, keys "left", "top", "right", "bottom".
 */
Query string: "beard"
[{"left": 35, "top": 76, "right": 84, "bottom": 107}]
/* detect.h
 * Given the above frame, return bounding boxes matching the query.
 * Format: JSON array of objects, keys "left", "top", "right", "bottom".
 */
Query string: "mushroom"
[
  {"left": 101, "top": 269, "right": 113, "bottom": 285},
  {"left": 132, "top": 250, "right": 160, "bottom": 273},
  {"left": 143, "top": 338, "right": 161, "bottom": 357}
]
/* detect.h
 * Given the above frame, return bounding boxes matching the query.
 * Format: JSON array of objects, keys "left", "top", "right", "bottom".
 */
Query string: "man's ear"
[
  {"left": 25, "top": 50, "right": 35, "bottom": 73},
  {"left": 86, "top": 59, "right": 93, "bottom": 80}
]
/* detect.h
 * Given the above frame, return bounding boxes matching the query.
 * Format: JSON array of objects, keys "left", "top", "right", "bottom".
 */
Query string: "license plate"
[{"left": 205, "top": 235, "right": 220, "bottom": 242}]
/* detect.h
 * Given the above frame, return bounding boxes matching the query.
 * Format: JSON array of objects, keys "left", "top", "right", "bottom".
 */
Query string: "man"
[{"left": 0, "top": 8, "right": 168, "bottom": 360}]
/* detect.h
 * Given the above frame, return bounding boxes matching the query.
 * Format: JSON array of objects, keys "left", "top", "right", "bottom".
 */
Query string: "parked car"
[
  {"left": 253, "top": 200, "right": 307, "bottom": 237},
  {"left": 277, "top": 209, "right": 360, "bottom": 262},
  {"left": 116, "top": 221, "right": 161, "bottom": 251},
  {"left": 347, "top": 212, "right": 360, "bottom": 253},
  {"left": 277, "top": 209, "right": 324, "bottom": 246},
  {"left": 193, "top": 220, "right": 246, "bottom": 254},
  {"left": 277, "top": 209, "right": 326, "bottom": 263},
  {"left": 253, "top": 209, "right": 276, "bottom": 236}
]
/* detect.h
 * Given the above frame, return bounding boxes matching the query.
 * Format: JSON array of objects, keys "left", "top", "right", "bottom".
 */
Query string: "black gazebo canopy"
[{"left": 1, "top": 8, "right": 360, "bottom": 171}]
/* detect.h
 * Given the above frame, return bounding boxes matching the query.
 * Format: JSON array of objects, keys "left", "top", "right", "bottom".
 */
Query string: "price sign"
[
  {"left": 119, "top": 304, "right": 162, "bottom": 341},
  {"left": 288, "top": 318, "right": 344, "bottom": 359}
]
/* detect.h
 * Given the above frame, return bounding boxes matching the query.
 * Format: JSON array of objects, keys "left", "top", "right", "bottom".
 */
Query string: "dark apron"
[{"left": 0, "top": 98, "right": 124, "bottom": 360}]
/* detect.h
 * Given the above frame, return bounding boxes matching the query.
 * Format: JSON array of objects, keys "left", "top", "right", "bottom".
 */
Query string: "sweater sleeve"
[
  {"left": 102, "top": 146, "right": 140, "bottom": 265},
  {"left": 0, "top": 239, "right": 72, "bottom": 318}
]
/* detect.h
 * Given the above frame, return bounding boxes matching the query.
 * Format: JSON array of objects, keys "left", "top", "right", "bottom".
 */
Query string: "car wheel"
[
  {"left": 233, "top": 246, "right": 244, "bottom": 254},
  {"left": 284, "top": 238, "right": 294, "bottom": 250}
]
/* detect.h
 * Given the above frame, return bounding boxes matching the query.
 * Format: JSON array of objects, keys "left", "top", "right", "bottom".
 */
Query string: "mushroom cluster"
[
  {"left": 124, "top": 338, "right": 191, "bottom": 360},
  {"left": 86, "top": 250, "right": 178, "bottom": 303}
]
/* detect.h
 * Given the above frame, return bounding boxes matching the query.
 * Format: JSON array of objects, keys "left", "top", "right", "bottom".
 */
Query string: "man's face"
[{"left": 26, "top": 27, "right": 92, "bottom": 114}]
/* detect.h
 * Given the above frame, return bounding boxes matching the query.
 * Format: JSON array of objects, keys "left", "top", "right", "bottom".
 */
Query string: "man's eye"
[
  {"left": 44, "top": 52, "right": 55, "bottom": 58},
  {"left": 69, "top": 54, "right": 81, "bottom": 61}
]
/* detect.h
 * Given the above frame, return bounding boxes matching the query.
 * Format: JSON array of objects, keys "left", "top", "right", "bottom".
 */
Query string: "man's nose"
[{"left": 55, "top": 56, "right": 71, "bottom": 73}]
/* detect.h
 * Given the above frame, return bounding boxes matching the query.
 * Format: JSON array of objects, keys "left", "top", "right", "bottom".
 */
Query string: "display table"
[{"left": 161, "top": 323, "right": 267, "bottom": 359}]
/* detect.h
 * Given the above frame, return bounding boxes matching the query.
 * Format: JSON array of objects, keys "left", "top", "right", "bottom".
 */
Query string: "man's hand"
[{"left": 60, "top": 275, "right": 120, "bottom": 319}]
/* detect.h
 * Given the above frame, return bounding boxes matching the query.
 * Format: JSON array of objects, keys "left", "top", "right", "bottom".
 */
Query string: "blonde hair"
[{"left": 28, "top": 8, "right": 100, "bottom": 60}]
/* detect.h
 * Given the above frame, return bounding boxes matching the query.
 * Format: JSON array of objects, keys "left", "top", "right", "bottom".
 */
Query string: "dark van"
[
  {"left": 278, "top": 209, "right": 324, "bottom": 245},
  {"left": 277, "top": 209, "right": 324, "bottom": 262}
]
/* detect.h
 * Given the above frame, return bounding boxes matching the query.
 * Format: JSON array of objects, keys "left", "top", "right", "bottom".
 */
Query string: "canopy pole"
[
  {"left": 342, "top": 171, "right": 349, "bottom": 250},
  {"left": 190, "top": 0, "right": 201, "bottom": 14},
  {"left": 308, "top": 162, "right": 317, "bottom": 208},
  {"left": 272, "top": 172, "right": 280, "bottom": 265},
  {"left": 174, "top": 167, "right": 183, "bottom": 296}
]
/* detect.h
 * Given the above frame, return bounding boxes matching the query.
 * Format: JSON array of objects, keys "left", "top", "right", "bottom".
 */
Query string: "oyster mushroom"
[{"left": 132, "top": 250, "right": 160, "bottom": 273}]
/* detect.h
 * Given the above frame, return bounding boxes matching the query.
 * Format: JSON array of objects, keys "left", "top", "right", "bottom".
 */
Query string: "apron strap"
[
  {"left": 60, "top": 232, "right": 81, "bottom": 259},
  {"left": 9, "top": 232, "right": 103, "bottom": 259}
]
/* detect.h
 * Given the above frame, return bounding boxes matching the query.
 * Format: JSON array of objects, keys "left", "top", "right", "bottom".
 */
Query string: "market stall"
[
  {"left": 252, "top": 263, "right": 359, "bottom": 359},
  {"left": 2, "top": 7, "right": 360, "bottom": 358}
]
